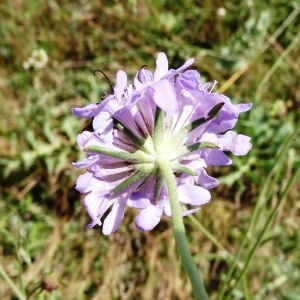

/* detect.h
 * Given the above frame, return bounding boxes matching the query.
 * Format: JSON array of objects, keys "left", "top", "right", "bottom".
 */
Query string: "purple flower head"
[{"left": 72, "top": 52, "right": 252, "bottom": 235}]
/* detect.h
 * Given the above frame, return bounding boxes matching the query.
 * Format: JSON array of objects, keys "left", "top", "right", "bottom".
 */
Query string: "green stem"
[
  {"left": 0, "top": 264, "right": 26, "bottom": 300},
  {"left": 224, "top": 162, "right": 300, "bottom": 299},
  {"left": 218, "top": 122, "right": 300, "bottom": 299},
  {"left": 157, "top": 157, "right": 209, "bottom": 300},
  {"left": 188, "top": 215, "right": 229, "bottom": 253}
]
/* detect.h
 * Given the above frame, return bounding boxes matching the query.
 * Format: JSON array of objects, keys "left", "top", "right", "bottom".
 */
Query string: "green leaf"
[
  {"left": 114, "top": 119, "right": 146, "bottom": 148},
  {"left": 174, "top": 103, "right": 224, "bottom": 142},
  {"left": 153, "top": 173, "right": 164, "bottom": 203},
  {"left": 185, "top": 102, "right": 224, "bottom": 132},
  {"left": 171, "top": 163, "right": 196, "bottom": 176},
  {"left": 187, "top": 141, "right": 219, "bottom": 152},
  {"left": 85, "top": 146, "right": 153, "bottom": 163},
  {"left": 112, "top": 163, "right": 155, "bottom": 194},
  {"left": 153, "top": 107, "right": 165, "bottom": 150},
  {"left": 169, "top": 141, "right": 219, "bottom": 160}
]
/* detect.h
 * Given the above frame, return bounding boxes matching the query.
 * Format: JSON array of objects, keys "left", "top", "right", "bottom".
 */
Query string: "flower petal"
[
  {"left": 135, "top": 204, "right": 164, "bottom": 231},
  {"left": 202, "top": 131, "right": 252, "bottom": 156},
  {"left": 234, "top": 103, "right": 252, "bottom": 113},
  {"left": 200, "top": 148, "right": 232, "bottom": 166},
  {"left": 196, "top": 168, "right": 219, "bottom": 189},
  {"left": 114, "top": 70, "right": 127, "bottom": 95},
  {"left": 154, "top": 52, "right": 169, "bottom": 81},
  {"left": 151, "top": 79, "right": 178, "bottom": 114},
  {"left": 84, "top": 193, "right": 105, "bottom": 228},
  {"left": 72, "top": 104, "right": 99, "bottom": 118},
  {"left": 170, "top": 58, "right": 194, "bottom": 76},
  {"left": 75, "top": 173, "right": 94, "bottom": 193},
  {"left": 72, "top": 155, "right": 100, "bottom": 169},
  {"left": 182, "top": 208, "right": 200, "bottom": 216},
  {"left": 128, "top": 191, "right": 150, "bottom": 209},
  {"left": 103, "top": 202, "right": 126, "bottom": 235},
  {"left": 177, "top": 175, "right": 211, "bottom": 206}
]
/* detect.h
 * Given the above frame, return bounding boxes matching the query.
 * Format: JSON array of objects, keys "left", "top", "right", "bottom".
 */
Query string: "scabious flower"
[{"left": 72, "top": 52, "right": 252, "bottom": 235}]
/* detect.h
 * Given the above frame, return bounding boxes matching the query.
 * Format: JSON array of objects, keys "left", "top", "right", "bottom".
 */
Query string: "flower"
[
  {"left": 23, "top": 48, "right": 48, "bottom": 70},
  {"left": 72, "top": 52, "right": 252, "bottom": 235},
  {"left": 217, "top": 7, "right": 227, "bottom": 17}
]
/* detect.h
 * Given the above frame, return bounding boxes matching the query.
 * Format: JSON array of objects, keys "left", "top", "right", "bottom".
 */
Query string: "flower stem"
[
  {"left": 157, "top": 157, "right": 209, "bottom": 300},
  {"left": 0, "top": 264, "right": 26, "bottom": 300}
]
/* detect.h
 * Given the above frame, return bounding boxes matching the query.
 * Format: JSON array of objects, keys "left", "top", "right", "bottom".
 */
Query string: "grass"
[{"left": 0, "top": 0, "right": 299, "bottom": 299}]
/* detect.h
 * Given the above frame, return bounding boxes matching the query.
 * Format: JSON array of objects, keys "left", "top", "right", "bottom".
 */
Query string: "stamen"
[{"left": 209, "top": 80, "right": 218, "bottom": 93}]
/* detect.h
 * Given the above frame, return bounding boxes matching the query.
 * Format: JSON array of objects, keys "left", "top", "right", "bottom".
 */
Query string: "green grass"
[{"left": 0, "top": 1, "right": 299, "bottom": 299}]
